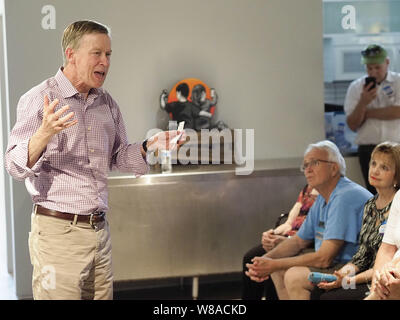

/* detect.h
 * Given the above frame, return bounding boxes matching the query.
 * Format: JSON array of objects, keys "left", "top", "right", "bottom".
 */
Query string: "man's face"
[
  {"left": 302, "top": 148, "right": 336, "bottom": 190},
  {"left": 68, "top": 33, "right": 112, "bottom": 93},
  {"left": 366, "top": 59, "right": 389, "bottom": 83}
]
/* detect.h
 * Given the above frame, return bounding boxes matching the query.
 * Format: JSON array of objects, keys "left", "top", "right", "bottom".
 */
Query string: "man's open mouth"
[{"left": 94, "top": 71, "right": 106, "bottom": 79}]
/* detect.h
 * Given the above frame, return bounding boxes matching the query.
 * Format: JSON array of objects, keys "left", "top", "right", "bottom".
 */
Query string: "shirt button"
[
  {"left": 88, "top": 126, "right": 92, "bottom": 131},
  {"left": 90, "top": 149, "right": 95, "bottom": 153}
]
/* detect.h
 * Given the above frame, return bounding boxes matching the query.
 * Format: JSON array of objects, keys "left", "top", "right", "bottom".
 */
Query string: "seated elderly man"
[{"left": 245, "top": 140, "right": 372, "bottom": 299}]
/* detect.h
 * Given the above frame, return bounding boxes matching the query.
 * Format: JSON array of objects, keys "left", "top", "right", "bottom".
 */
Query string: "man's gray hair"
[{"left": 304, "top": 140, "right": 346, "bottom": 176}]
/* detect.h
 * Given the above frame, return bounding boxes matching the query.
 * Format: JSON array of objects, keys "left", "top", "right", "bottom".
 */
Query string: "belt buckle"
[
  {"left": 89, "top": 213, "right": 95, "bottom": 228},
  {"left": 89, "top": 211, "right": 105, "bottom": 228},
  {"left": 98, "top": 211, "right": 105, "bottom": 218}
]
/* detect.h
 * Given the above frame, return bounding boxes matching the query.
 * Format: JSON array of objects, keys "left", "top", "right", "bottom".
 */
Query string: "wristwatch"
[{"left": 142, "top": 139, "right": 148, "bottom": 153}]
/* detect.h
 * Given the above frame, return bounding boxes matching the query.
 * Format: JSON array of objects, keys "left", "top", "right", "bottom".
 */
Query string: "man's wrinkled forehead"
[
  {"left": 76, "top": 32, "right": 111, "bottom": 49},
  {"left": 304, "top": 148, "right": 328, "bottom": 161}
]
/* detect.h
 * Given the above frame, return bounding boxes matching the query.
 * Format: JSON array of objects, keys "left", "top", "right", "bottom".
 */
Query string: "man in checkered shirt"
[{"left": 5, "top": 20, "right": 183, "bottom": 300}]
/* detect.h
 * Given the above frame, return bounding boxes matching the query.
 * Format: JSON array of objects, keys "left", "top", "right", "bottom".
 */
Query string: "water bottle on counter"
[
  {"left": 168, "top": 120, "right": 178, "bottom": 130},
  {"left": 160, "top": 149, "right": 172, "bottom": 174}
]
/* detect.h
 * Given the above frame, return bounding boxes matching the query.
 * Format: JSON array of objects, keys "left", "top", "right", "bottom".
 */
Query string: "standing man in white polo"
[
  {"left": 4, "top": 20, "right": 183, "bottom": 300},
  {"left": 345, "top": 44, "right": 400, "bottom": 194}
]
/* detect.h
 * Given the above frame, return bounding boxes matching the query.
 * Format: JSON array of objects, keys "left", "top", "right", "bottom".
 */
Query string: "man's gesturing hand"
[
  {"left": 27, "top": 95, "right": 77, "bottom": 168},
  {"left": 39, "top": 95, "right": 77, "bottom": 138}
]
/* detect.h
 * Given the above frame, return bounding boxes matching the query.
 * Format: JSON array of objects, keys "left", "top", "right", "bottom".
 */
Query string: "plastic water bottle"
[
  {"left": 325, "top": 112, "right": 335, "bottom": 142},
  {"left": 161, "top": 150, "right": 172, "bottom": 174}
]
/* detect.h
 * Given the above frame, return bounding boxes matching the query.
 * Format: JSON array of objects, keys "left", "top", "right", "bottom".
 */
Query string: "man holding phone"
[{"left": 345, "top": 44, "right": 400, "bottom": 194}]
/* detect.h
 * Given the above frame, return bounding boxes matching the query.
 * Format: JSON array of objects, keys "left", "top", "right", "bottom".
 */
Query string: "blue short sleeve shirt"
[{"left": 297, "top": 177, "right": 373, "bottom": 263}]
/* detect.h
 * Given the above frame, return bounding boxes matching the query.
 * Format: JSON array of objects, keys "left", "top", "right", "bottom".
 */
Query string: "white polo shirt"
[
  {"left": 344, "top": 71, "right": 400, "bottom": 145},
  {"left": 382, "top": 189, "right": 400, "bottom": 260}
]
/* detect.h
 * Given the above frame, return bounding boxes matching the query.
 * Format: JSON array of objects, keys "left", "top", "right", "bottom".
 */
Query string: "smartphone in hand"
[{"left": 364, "top": 76, "right": 377, "bottom": 91}]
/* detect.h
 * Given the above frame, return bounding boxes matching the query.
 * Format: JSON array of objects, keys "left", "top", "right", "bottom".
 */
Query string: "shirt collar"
[
  {"left": 55, "top": 67, "right": 105, "bottom": 99},
  {"left": 323, "top": 176, "right": 347, "bottom": 206},
  {"left": 383, "top": 71, "right": 394, "bottom": 83},
  {"left": 55, "top": 67, "right": 80, "bottom": 98}
]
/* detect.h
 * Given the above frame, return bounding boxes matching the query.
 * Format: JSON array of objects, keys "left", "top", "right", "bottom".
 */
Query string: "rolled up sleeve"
[{"left": 4, "top": 94, "right": 45, "bottom": 181}]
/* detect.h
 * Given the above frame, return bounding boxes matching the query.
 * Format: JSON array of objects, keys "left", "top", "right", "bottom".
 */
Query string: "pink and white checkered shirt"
[{"left": 5, "top": 68, "right": 149, "bottom": 215}]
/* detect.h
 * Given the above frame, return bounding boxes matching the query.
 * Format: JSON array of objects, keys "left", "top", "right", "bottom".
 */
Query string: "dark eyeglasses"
[
  {"left": 361, "top": 47, "right": 382, "bottom": 57},
  {"left": 300, "top": 159, "right": 335, "bottom": 172}
]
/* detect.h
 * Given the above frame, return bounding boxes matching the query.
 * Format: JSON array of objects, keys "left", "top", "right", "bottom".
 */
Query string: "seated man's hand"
[
  {"left": 380, "top": 261, "right": 397, "bottom": 286},
  {"left": 245, "top": 256, "right": 275, "bottom": 282},
  {"left": 373, "top": 268, "right": 392, "bottom": 299},
  {"left": 374, "top": 264, "right": 400, "bottom": 300},
  {"left": 386, "top": 269, "right": 400, "bottom": 300}
]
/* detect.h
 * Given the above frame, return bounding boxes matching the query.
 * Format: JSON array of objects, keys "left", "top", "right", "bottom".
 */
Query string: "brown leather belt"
[{"left": 35, "top": 205, "right": 105, "bottom": 225}]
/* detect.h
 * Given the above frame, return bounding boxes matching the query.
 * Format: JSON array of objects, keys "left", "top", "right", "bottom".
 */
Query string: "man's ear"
[
  {"left": 331, "top": 162, "right": 340, "bottom": 177},
  {"left": 65, "top": 47, "right": 75, "bottom": 65}
]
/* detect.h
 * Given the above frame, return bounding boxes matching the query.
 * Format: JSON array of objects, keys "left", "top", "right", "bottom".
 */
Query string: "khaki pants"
[{"left": 28, "top": 210, "right": 113, "bottom": 300}]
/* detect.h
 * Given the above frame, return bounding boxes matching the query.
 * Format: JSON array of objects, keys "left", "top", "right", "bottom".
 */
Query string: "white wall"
[
  {"left": 2, "top": 0, "right": 324, "bottom": 298},
  {"left": 4, "top": 0, "right": 325, "bottom": 158},
  {"left": 0, "top": 13, "right": 7, "bottom": 273}
]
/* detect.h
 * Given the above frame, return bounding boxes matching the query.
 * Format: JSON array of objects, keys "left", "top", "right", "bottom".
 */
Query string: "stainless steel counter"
[{"left": 107, "top": 158, "right": 306, "bottom": 281}]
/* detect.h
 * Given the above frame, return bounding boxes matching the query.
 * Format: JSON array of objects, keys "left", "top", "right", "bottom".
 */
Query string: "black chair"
[{"left": 274, "top": 212, "right": 289, "bottom": 229}]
